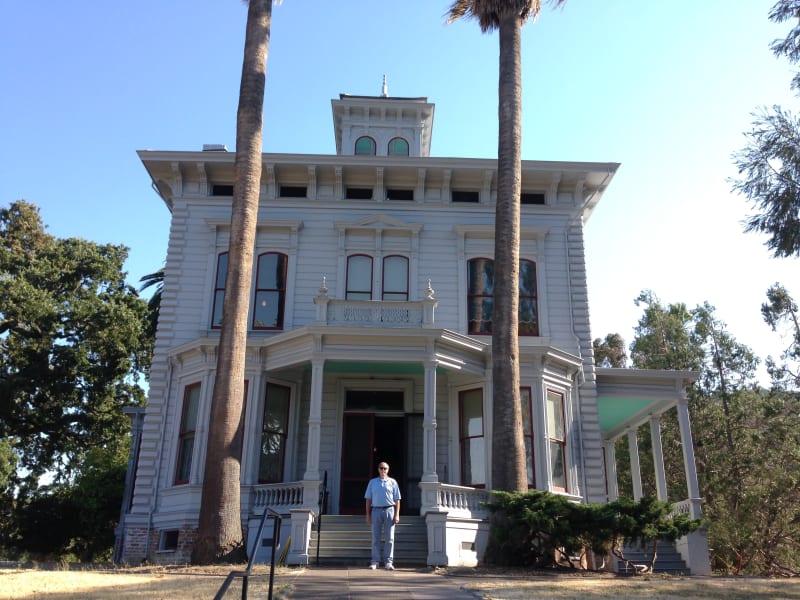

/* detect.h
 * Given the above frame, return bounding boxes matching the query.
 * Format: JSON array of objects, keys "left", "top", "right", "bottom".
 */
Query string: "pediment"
[{"left": 335, "top": 214, "right": 423, "bottom": 234}]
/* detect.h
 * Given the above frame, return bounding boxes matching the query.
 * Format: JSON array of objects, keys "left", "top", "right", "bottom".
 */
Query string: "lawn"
[{"left": 2, "top": 565, "right": 800, "bottom": 599}]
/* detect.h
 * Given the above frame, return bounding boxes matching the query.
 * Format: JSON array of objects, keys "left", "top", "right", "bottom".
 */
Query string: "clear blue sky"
[{"left": 1, "top": 1, "right": 797, "bottom": 381}]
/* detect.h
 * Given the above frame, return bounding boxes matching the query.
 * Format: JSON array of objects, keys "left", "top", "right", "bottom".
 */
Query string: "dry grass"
[
  {"left": 444, "top": 568, "right": 800, "bottom": 599},
  {"left": 0, "top": 564, "right": 300, "bottom": 600},
  {"left": 2, "top": 565, "right": 800, "bottom": 600}
]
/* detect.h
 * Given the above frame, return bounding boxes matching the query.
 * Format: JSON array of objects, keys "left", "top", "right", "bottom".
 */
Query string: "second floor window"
[
  {"left": 211, "top": 252, "right": 228, "bottom": 329},
  {"left": 253, "top": 252, "right": 287, "bottom": 330},
  {"left": 382, "top": 255, "right": 409, "bottom": 300},
  {"left": 346, "top": 255, "right": 373, "bottom": 300},
  {"left": 175, "top": 383, "right": 201, "bottom": 484},
  {"left": 467, "top": 258, "right": 539, "bottom": 335}
]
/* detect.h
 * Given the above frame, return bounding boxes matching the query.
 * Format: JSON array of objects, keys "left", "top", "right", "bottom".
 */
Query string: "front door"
[{"left": 339, "top": 413, "right": 405, "bottom": 514}]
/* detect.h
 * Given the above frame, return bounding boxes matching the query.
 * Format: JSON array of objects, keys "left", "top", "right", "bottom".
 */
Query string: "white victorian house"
[{"left": 118, "top": 91, "right": 710, "bottom": 574}]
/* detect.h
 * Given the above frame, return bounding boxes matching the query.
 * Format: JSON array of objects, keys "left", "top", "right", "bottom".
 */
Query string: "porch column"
[
  {"left": 303, "top": 358, "right": 324, "bottom": 481},
  {"left": 421, "top": 359, "right": 438, "bottom": 483},
  {"left": 603, "top": 440, "right": 618, "bottom": 501},
  {"left": 676, "top": 394, "right": 702, "bottom": 518},
  {"left": 650, "top": 415, "right": 668, "bottom": 501},
  {"left": 627, "top": 427, "right": 643, "bottom": 501}
]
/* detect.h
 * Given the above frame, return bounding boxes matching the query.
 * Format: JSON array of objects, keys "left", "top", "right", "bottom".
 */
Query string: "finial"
[
  {"left": 381, "top": 74, "right": 388, "bottom": 97},
  {"left": 319, "top": 275, "right": 328, "bottom": 296},
  {"left": 426, "top": 278, "right": 435, "bottom": 300}
]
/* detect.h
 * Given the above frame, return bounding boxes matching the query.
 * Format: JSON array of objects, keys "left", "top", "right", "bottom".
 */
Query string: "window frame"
[
  {"left": 381, "top": 255, "right": 409, "bottom": 301},
  {"left": 258, "top": 382, "right": 291, "bottom": 484},
  {"left": 210, "top": 252, "right": 228, "bottom": 329},
  {"left": 546, "top": 389, "right": 568, "bottom": 493},
  {"left": 387, "top": 137, "right": 409, "bottom": 156},
  {"left": 175, "top": 383, "right": 201, "bottom": 485},
  {"left": 521, "top": 386, "right": 536, "bottom": 489},
  {"left": 252, "top": 252, "right": 287, "bottom": 330},
  {"left": 466, "top": 257, "right": 539, "bottom": 336},
  {"left": 346, "top": 254, "right": 374, "bottom": 300},
  {"left": 355, "top": 136, "right": 376, "bottom": 156},
  {"left": 458, "top": 388, "right": 486, "bottom": 488}
]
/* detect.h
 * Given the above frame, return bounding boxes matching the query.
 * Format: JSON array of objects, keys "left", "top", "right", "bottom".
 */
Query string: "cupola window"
[
  {"left": 355, "top": 136, "right": 376, "bottom": 155},
  {"left": 388, "top": 137, "right": 409, "bottom": 156}
]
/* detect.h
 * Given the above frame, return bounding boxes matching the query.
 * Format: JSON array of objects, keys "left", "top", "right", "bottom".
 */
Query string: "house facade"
[{"left": 119, "top": 92, "right": 709, "bottom": 573}]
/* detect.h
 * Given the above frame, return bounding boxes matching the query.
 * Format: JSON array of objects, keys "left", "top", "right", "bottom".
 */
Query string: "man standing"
[{"left": 364, "top": 461, "right": 401, "bottom": 570}]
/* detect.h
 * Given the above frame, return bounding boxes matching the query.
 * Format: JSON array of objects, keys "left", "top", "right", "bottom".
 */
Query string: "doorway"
[{"left": 339, "top": 413, "right": 405, "bottom": 514}]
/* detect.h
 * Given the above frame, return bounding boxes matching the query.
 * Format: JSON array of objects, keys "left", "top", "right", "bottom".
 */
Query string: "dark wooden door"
[{"left": 340, "top": 413, "right": 405, "bottom": 514}]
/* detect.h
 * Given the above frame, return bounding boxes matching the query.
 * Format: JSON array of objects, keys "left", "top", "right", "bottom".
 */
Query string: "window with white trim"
[
  {"left": 259, "top": 383, "right": 291, "bottom": 483},
  {"left": 459, "top": 388, "right": 485, "bottom": 487},
  {"left": 546, "top": 389, "right": 567, "bottom": 492},
  {"left": 175, "top": 383, "right": 201, "bottom": 484}
]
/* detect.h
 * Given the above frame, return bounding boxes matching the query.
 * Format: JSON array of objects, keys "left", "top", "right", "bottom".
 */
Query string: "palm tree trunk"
[
  {"left": 192, "top": 0, "right": 272, "bottom": 564},
  {"left": 491, "top": 10, "right": 527, "bottom": 493}
]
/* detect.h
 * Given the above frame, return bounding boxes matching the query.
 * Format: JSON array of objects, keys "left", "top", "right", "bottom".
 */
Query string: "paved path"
[{"left": 284, "top": 566, "right": 481, "bottom": 599}]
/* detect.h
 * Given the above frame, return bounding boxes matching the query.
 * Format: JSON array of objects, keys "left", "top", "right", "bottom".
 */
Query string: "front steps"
[
  {"left": 616, "top": 540, "right": 690, "bottom": 575},
  {"left": 309, "top": 515, "right": 428, "bottom": 566}
]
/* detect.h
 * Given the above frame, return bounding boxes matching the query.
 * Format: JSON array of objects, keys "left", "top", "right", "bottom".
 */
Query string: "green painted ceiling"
[{"left": 597, "top": 397, "right": 653, "bottom": 434}]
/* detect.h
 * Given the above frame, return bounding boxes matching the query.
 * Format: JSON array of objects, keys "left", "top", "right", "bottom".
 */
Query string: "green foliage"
[
  {"left": 761, "top": 283, "right": 800, "bottom": 388},
  {"left": 0, "top": 200, "right": 152, "bottom": 487},
  {"left": 7, "top": 446, "right": 127, "bottom": 562},
  {"left": 731, "top": 1, "right": 800, "bottom": 258},
  {"left": 627, "top": 288, "right": 800, "bottom": 575},
  {"left": 484, "top": 490, "right": 700, "bottom": 572},
  {"left": 592, "top": 333, "right": 627, "bottom": 368}
]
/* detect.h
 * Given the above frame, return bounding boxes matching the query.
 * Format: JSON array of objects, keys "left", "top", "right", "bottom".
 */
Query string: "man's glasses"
[{"left": 379, "top": 467, "right": 388, "bottom": 470}]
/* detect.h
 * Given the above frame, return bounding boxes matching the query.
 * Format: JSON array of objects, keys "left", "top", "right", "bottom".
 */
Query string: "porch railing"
[
  {"left": 670, "top": 497, "right": 703, "bottom": 520},
  {"left": 430, "top": 483, "right": 491, "bottom": 519},
  {"left": 251, "top": 482, "right": 306, "bottom": 514}
]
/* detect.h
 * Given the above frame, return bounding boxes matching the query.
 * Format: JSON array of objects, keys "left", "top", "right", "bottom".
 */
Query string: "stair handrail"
[
  {"left": 315, "top": 470, "right": 328, "bottom": 565},
  {"left": 214, "top": 507, "right": 282, "bottom": 600}
]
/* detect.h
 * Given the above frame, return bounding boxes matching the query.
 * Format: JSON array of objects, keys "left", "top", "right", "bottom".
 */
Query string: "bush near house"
[{"left": 485, "top": 490, "right": 701, "bottom": 572}]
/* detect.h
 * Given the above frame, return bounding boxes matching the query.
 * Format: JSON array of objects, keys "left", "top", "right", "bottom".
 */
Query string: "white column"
[
  {"left": 677, "top": 395, "right": 702, "bottom": 518},
  {"left": 628, "top": 427, "right": 643, "bottom": 501},
  {"left": 603, "top": 440, "right": 619, "bottom": 501},
  {"left": 303, "top": 358, "right": 324, "bottom": 480},
  {"left": 422, "top": 359, "right": 438, "bottom": 483},
  {"left": 650, "top": 415, "right": 668, "bottom": 501}
]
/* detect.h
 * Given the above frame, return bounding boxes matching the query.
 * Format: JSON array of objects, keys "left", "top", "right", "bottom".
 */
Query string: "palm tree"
[
  {"left": 447, "top": 0, "right": 564, "bottom": 494},
  {"left": 138, "top": 268, "right": 163, "bottom": 340},
  {"left": 191, "top": 0, "right": 274, "bottom": 564}
]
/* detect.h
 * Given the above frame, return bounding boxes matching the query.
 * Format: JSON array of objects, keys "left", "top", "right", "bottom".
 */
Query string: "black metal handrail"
[
  {"left": 214, "top": 507, "right": 282, "bottom": 600},
  {"left": 315, "top": 471, "right": 328, "bottom": 565}
]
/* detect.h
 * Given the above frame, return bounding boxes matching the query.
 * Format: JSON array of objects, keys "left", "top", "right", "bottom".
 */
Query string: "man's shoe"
[
  {"left": 385, "top": 563, "right": 395, "bottom": 570},
  {"left": 369, "top": 563, "right": 377, "bottom": 570}
]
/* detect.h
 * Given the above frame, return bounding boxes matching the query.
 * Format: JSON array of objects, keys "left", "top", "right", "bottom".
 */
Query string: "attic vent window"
[
  {"left": 279, "top": 186, "right": 307, "bottom": 198},
  {"left": 520, "top": 192, "right": 546, "bottom": 205},
  {"left": 386, "top": 189, "right": 414, "bottom": 201},
  {"left": 212, "top": 184, "right": 234, "bottom": 196},
  {"left": 346, "top": 187, "right": 373, "bottom": 200},
  {"left": 452, "top": 190, "right": 480, "bottom": 203}
]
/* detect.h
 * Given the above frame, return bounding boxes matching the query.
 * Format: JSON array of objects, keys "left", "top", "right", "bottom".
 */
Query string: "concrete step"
[
  {"left": 310, "top": 515, "right": 427, "bottom": 566},
  {"left": 617, "top": 540, "right": 690, "bottom": 575}
]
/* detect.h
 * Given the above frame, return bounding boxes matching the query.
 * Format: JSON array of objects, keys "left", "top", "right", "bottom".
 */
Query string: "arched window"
[
  {"left": 355, "top": 136, "right": 376, "bottom": 156},
  {"left": 252, "top": 252, "right": 287, "bottom": 329},
  {"left": 467, "top": 257, "right": 539, "bottom": 335},
  {"left": 346, "top": 254, "right": 373, "bottom": 299},
  {"left": 382, "top": 255, "right": 409, "bottom": 300},
  {"left": 387, "top": 137, "right": 409, "bottom": 156}
]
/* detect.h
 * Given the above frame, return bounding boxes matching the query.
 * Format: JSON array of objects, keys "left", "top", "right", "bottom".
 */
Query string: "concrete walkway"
[{"left": 284, "top": 566, "right": 481, "bottom": 599}]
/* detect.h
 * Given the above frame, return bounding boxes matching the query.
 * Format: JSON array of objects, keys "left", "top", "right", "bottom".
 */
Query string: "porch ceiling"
[
  {"left": 321, "top": 361, "right": 448, "bottom": 375},
  {"left": 595, "top": 368, "right": 699, "bottom": 440}
]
